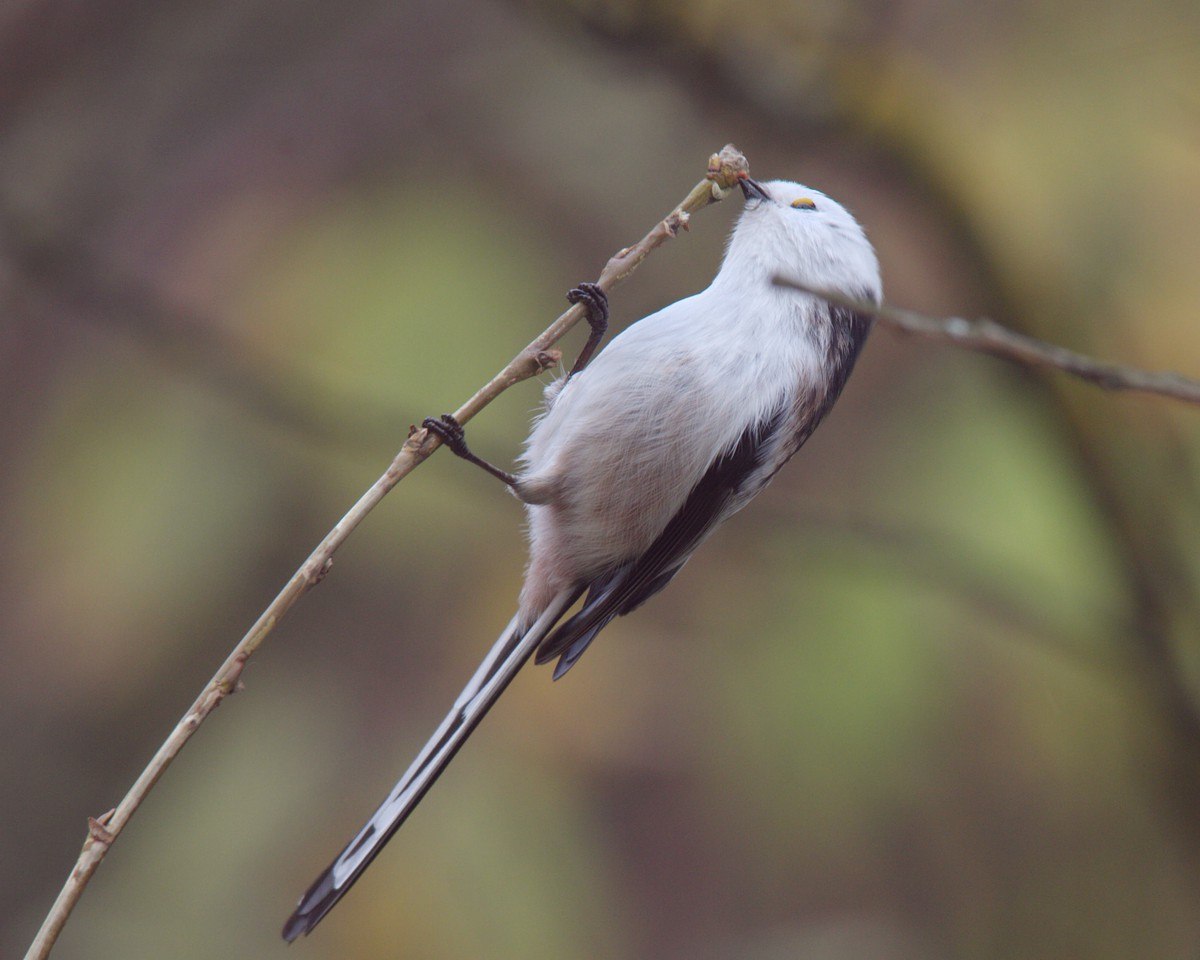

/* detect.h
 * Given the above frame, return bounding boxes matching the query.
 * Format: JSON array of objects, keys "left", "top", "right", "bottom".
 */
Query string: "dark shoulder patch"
[
  {"left": 800, "top": 289, "right": 875, "bottom": 444},
  {"left": 824, "top": 287, "right": 875, "bottom": 386}
]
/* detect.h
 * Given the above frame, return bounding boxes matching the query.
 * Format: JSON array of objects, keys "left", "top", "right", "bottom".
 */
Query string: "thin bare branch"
[
  {"left": 22, "top": 145, "right": 751, "bottom": 960},
  {"left": 773, "top": 277, "right": 1200, "bottom": 406}
]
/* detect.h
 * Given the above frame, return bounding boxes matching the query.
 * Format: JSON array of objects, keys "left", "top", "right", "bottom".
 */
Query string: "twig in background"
[
  {"left": 774, "top": 276, "right": 1200, "bottom": 406},
  {"left": 21, "top": 144, "right": 752, "bottom": 960}
]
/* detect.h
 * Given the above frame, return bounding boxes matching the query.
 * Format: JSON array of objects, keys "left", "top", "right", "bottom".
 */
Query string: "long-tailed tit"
[{"left": 283, "top": 176, "right": 882, "bottom": 941}]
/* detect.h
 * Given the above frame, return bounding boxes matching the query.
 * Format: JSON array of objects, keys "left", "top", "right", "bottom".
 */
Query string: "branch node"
[
  {"left": 219, "top": 654, "right": 249, "bottom": 695},
  {"left": 533, "top": 349, "right": 561, "bottom": 372},
  {"left": 87, "top": 816, "right": 115, "bottom": 846},
  {"left": 308, "top": 557, "right": 334, "bottom": 586},
  {"left": 402, "top": 428, "right": 428, "bottom": 456}
]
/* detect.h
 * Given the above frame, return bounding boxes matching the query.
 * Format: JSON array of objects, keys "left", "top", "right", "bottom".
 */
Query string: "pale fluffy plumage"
[
  {"left": 283, "top": 179, "right": 882, "bottom": 942},
  {"left": 517, "top": 180, "right": 881, "bottom": 618}
]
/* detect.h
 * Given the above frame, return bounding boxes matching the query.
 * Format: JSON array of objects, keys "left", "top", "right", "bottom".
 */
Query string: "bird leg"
[
  {"left": 421, "top": 282, "right": 606, "bottom": 492},
  {"left": 565, "top": 282, "right": 609, "bottom": 377},
  {"left": 421, "top": 414, "right": 519, "bottom": 488}
]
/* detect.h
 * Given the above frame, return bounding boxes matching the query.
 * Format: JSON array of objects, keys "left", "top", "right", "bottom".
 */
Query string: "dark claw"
[
  {"left": 565, "top": 282, "right": 609, "bottom": 377},
  {"left": 422, "top": 413, "right": 467, "bottom": 455},
  {"left": 566, "top": 282, "right": 609, "bottom": 333},
  {"left": 422, "top": 413, "right": 519, "bottom": 488}
]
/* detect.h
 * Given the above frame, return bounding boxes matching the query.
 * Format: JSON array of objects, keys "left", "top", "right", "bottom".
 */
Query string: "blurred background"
[{"left": 4, "top": 1, "right": 1200, "bottom": 957}]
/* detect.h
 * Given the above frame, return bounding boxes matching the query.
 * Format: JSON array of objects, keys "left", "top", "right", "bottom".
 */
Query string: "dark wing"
[
  {"left": 536, "top": 294, "right": 876, "bottom": 679},
  {"left": 535, "top": 405, "right": 786, "bottom": 678}
]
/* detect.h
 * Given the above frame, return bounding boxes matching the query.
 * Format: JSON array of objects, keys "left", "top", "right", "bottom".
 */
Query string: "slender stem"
[
  {"left": 773, "top": 277, "right": 1200, "bottom": 406},
  {"left": 23, "top": 145, "right": 751, "bottom": 960}
]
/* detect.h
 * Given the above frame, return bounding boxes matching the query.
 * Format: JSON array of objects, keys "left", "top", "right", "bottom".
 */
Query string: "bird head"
[{"left": 721, "top": 178, "right": 882, "bottom": 302}]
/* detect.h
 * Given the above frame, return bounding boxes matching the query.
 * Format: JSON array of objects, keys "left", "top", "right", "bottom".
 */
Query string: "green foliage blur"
[{"left": 3, "top": 1, "right": 1199, "bottom": 957}]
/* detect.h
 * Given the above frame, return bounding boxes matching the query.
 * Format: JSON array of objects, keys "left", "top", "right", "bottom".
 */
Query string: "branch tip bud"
[{"left": 706, "top": 144, "right": 750, "bottom": 190}]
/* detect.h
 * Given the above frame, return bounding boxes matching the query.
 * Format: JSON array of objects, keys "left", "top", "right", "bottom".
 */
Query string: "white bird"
[{"left": 282, "top": 176, "right": 882, "bottom": 941}]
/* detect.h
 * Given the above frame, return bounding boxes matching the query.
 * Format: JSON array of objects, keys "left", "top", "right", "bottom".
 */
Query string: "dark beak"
[{"left": 739, "top": 177, "right": 772, "bottom": 202}]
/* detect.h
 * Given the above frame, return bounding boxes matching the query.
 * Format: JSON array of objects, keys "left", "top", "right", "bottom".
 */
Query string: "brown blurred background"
[{"left": 4, "top": 1, "right": 1200, "bottom": 957}]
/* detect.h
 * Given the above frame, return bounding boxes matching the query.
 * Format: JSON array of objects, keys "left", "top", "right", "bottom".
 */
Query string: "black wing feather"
[{"left": 537, "top": 406, "right": 785, "bottom": 677}]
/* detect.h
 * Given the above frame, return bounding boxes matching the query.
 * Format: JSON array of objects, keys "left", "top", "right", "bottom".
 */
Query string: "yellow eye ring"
[{"left": 791, "top": 198, "right": 817, "bottom": 210}]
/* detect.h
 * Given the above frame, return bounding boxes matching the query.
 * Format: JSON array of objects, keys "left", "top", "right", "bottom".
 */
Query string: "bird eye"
[{"left": 791, "top": 198, "right": 817, "bottom": 210}]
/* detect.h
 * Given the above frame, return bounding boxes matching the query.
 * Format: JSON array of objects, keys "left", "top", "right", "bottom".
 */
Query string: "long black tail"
[{"left": 281, "top": 592, "right": 576, "bottom": 942}]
